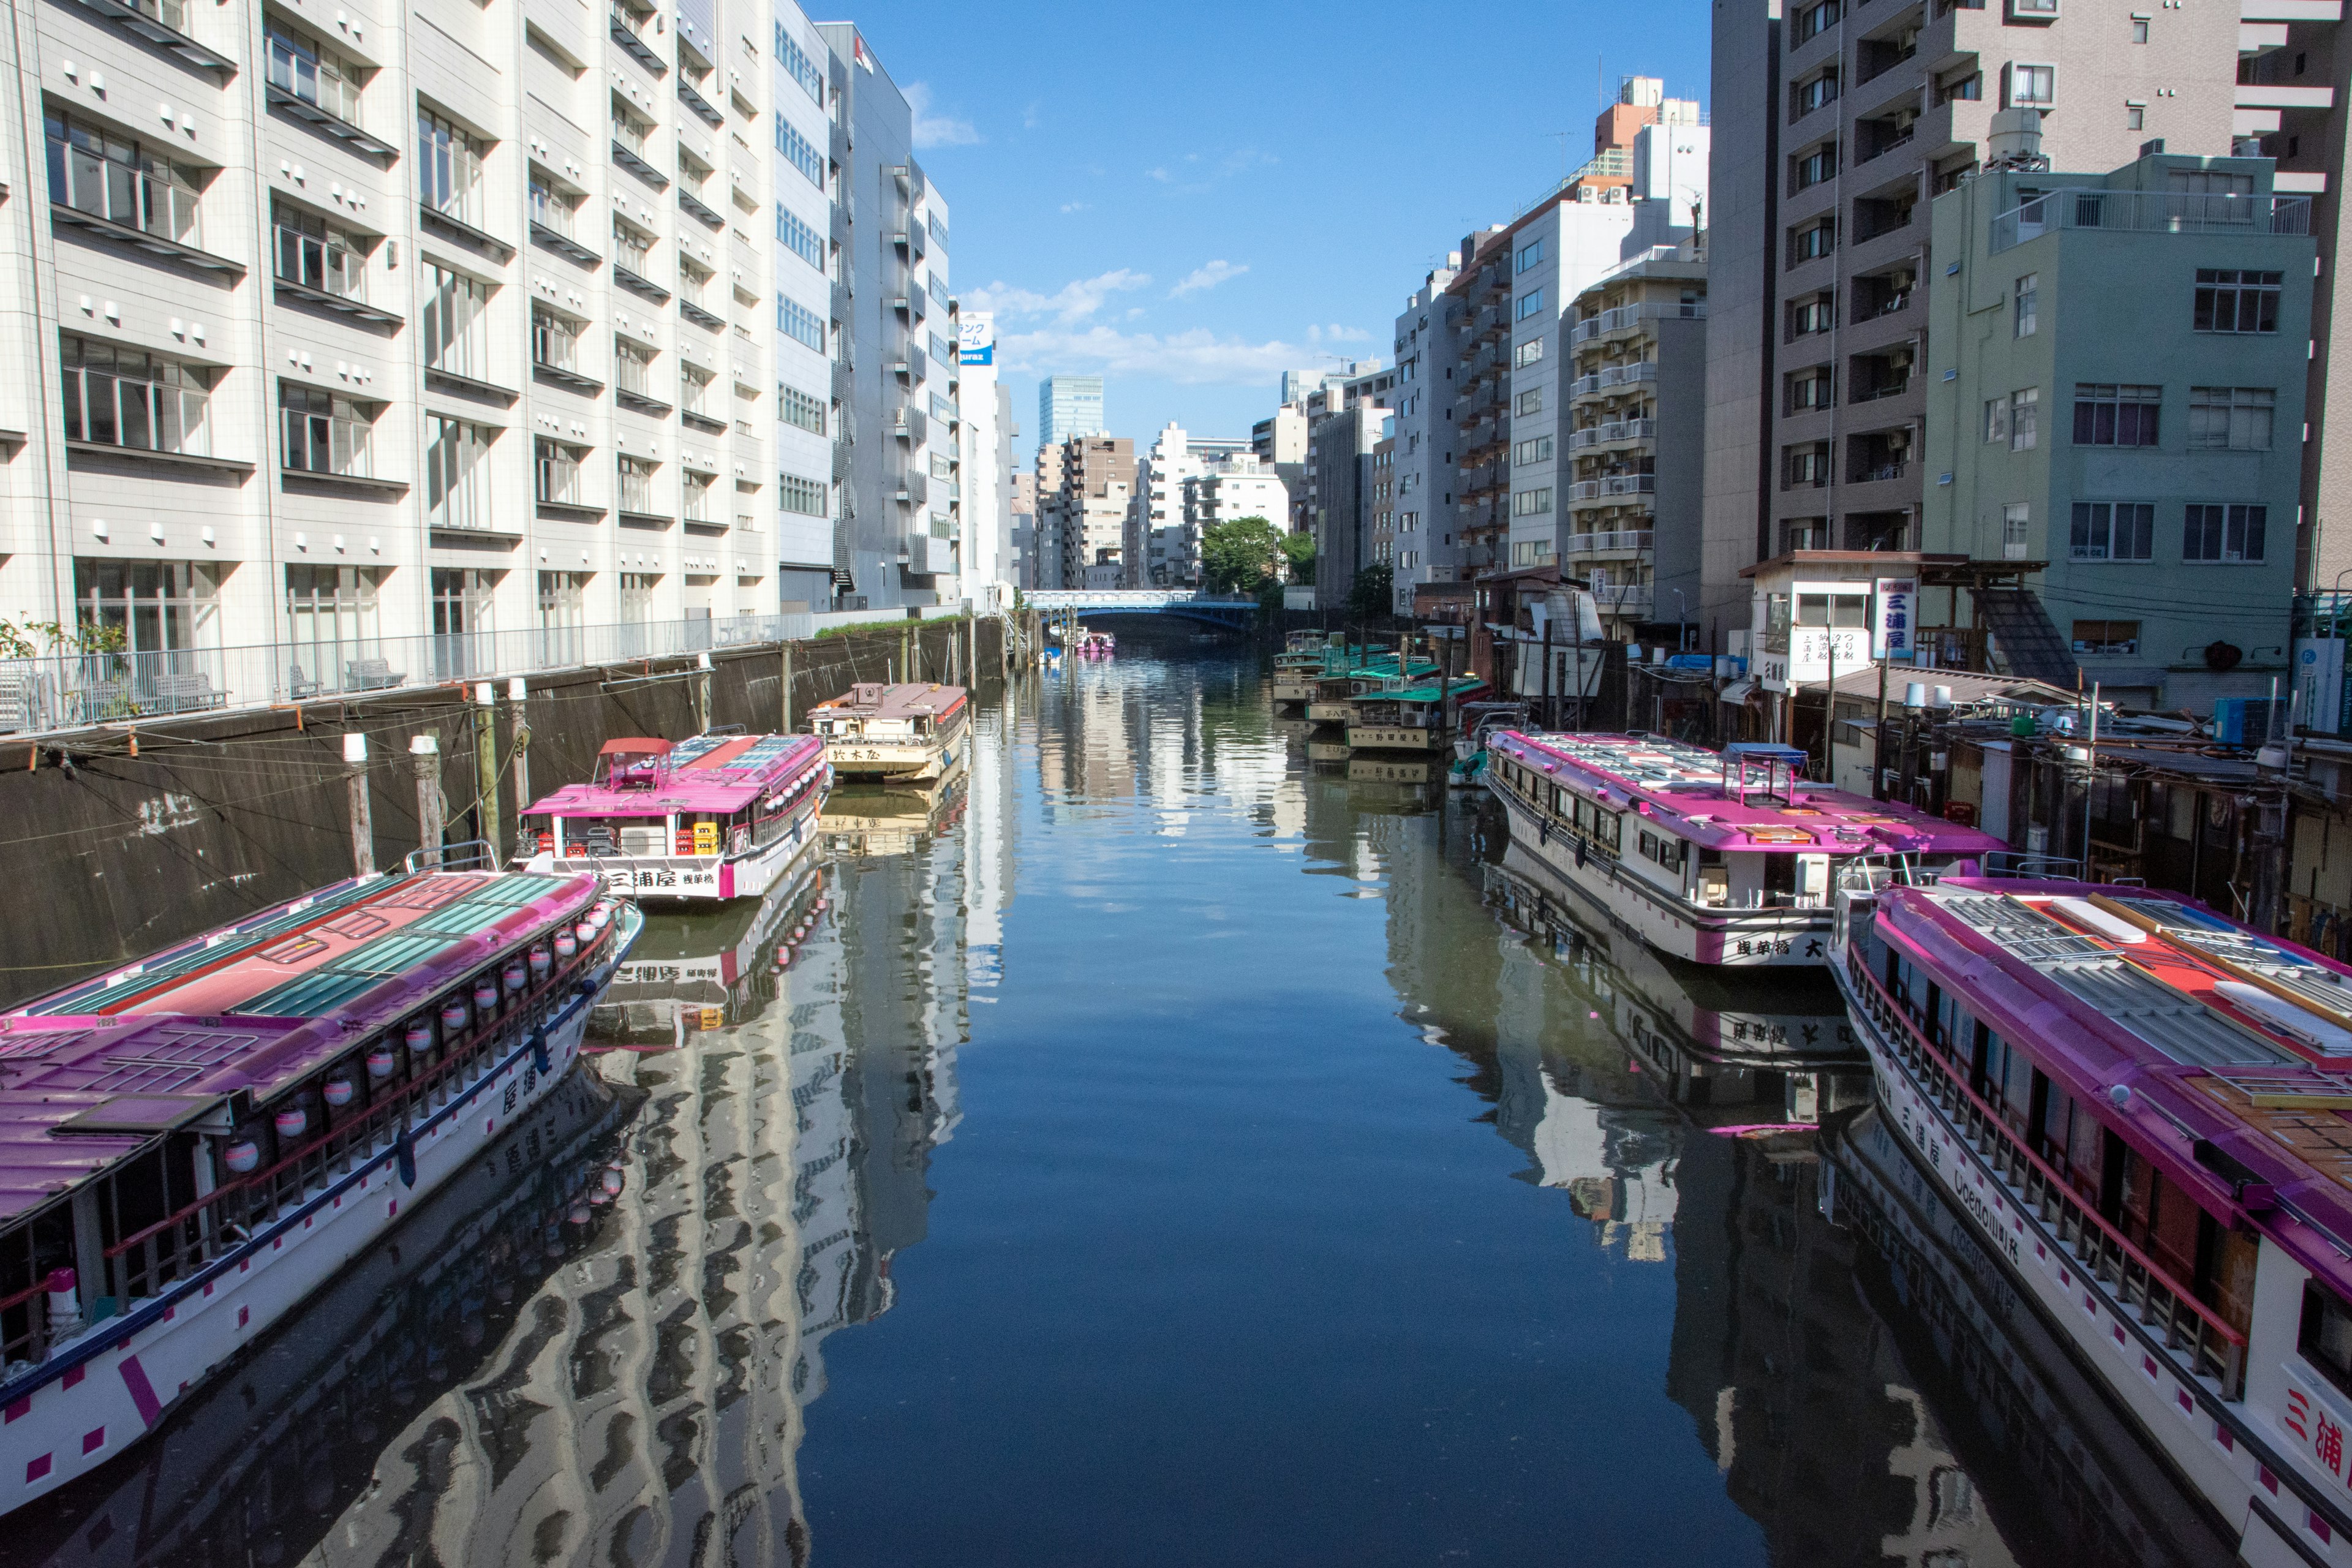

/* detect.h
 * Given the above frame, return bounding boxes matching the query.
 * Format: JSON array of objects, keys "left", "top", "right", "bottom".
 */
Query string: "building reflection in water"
[{"left": 25, "top": 709, "right": 1011, "bottom": 1568}]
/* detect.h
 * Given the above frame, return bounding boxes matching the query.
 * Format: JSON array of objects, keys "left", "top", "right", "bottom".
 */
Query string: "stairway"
[{"left": 1972, "top": 588, "right": 2080, "bottom": 687}]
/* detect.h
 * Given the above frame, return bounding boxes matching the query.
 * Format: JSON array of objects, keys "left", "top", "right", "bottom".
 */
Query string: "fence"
[{"left": 0, "top": 605, "right": 978, "bottom": 736}]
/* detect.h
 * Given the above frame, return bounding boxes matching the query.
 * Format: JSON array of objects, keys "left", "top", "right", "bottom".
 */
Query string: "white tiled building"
[{"left": 0, "top": 0, "right": 957, "bottom": 716}]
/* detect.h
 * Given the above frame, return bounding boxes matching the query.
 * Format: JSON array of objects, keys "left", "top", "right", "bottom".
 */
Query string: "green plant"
[
  {"left": 1348, "top": 564, "right": 1394, "bottom": 622},
  {"left": 1199, "top": 516, "right": 1284, "bottom": 594},
  {"left": 1278, "top": 530, "right": 1316, "bottom": 586},
  {"left": 0, "top": 619, "right": 127, "bottom": 660}
]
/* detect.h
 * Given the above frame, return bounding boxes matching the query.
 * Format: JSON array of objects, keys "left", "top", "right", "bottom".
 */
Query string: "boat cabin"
[{"left": 809, "top": 683, "right": 968, "bottom": 745}]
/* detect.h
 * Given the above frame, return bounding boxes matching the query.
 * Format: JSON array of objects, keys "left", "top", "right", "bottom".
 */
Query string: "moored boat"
[
  {"left": 1343, "top": 674, "right": 1489, "bottom": 753},
  {"left": 1828, "top": 870, "right": 2352, "bottom": 1566},
  {"left": 810, "top": 682, "right": 970, "bottom": 782},
  {"left": 1484, "top": 731, "right": 2005, "bottom": 967},
  {"left": 0, "top": 855, "right": 640, "bottom": 1517},
  {"left": 1302, "top": 654, "right": 1439, "bottom": 725},
  {"left": 520, "top": 730, "right": 830, "bottom": 902},
  {"left": 1272, "top": 633, "right": 1348, "bottom": 706}
]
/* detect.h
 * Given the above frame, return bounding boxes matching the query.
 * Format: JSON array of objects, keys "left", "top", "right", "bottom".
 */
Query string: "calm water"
[{"left": 18, "top": 646, "right": 2237, "bottom": 1567}]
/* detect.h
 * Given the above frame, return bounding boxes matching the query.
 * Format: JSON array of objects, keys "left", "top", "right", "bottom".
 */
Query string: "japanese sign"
[
  {"left": 2283, "top": 1364, "right": 2352, "bottom": 1499},
  {"left": 1874, "top": 577, "right": 1917, "bottom": 661}
]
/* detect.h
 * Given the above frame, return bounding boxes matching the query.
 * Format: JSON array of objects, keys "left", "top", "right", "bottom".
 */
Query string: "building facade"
[
  {"left": 1036, "top": 372, "right": 1104, "bottom": 453},
  {"left": 1923, "top": 153, "right": 2313, "bottom": 709},
  {"left": 0, "top": 0, "right": 956, "bottom": 702},
  {"left": 1387, "top": 264, "right": 1460, "bottom": 614},
  {"left": 1310, "top": 405, "right": 1387, "bottom": 609},
  {"left": 1036, "top": 432, "right": 1132, "bottom": 591}
]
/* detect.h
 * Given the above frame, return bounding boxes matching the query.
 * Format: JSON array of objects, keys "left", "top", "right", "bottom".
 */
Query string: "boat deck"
[
  {"left": 526, "top": 733, "right": 824, "bottom": 818},
  {"left": 0, "top": 869, "right": 598, "bottom": 1221},
  {"left": 809, "top": 682, "right": 968, "bottom": 725}
]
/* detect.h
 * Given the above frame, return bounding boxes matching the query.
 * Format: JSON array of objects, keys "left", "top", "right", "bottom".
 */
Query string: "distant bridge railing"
[{"left": 1027, "top": 590, "right": 1258, "bottom": 618}]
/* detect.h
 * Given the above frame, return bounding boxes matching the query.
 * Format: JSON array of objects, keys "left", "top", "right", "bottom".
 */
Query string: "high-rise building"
[
  {"left": 952, "top": 309, "right": 1014, "bottom": 610},
  {"left": 1038, "top": 433, "right": 1133, "bottom": 589},
  {"left": 1310, "top": 406, "right": 1389, "bottom": 608},
  {"left": 0, "top": 0, "right": 955, "bottom": 701},
  {"left": 1389, "top": 263, "right": 1461, "bottom": 614},
  {"left": 1037, "top": 374, "right": 1105, "bottom": 452},
  {"left": 1698, "top": 0, "right": 2239, "bottom": 641}
]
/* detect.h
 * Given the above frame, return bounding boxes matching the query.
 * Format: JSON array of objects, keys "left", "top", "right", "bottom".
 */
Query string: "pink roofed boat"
[
  {"left": 1484, "top": 731, "right": 2007, "bottom": 967},
  {"left": 518, "top": 728, "right": 831, "bottom": 902},
  {"left": 0, "top": 854, "right": 641, "bottom": 1516},
  {"left": 1831, "top": 870, "right": 2352, "bottom": 1563}
]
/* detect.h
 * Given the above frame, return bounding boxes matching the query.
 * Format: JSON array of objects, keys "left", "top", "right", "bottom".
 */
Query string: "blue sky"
[{"left": 854, "top": 1, "right": 1713, "bottom": 447}]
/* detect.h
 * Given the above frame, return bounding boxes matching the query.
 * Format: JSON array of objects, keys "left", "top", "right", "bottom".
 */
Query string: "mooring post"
[
  {"left": 472, "top": 684, "right": 501, "bottom": 866},
  {"left": 782, "top": 638, "right": 795, "bottom": 732},
  {"left": 507, "top": 677, "right": 532, "bottom": 857},
  {"left": 344, "top": 731, "right": 374, "bottom": 876},
  {"left": 411, "top": 733, "right": 444, "bottom": 866}
]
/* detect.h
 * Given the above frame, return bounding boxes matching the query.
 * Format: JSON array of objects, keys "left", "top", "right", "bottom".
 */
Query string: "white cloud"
[
  {"left": 1059, "top": 200, "right": 1091, "bottom": 214},
  {"left": 904, "top": 83, "right": 979, "bottom": 149},
  {"left": 1305, "top": 323, "right": 1373, "bottom": 345},
  {"left": 997, "top": 324, "right": 1316, "bottom": 386},
  {"left": 1022, "top": 102, "right": 1041, "bottom": 130},
  {"left": 963, "top": 268, "right": 1152, "bottom": 325},
  {"left": 1169, "top": 260, "right": 1247, "bottom": 298}
]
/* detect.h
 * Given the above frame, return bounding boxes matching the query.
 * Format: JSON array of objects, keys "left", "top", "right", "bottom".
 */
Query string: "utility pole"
[
  {"left": 411, "top": 733, "right": 444, "bottom": 867},
  {"left": 782, "top": 638, "right": 795, "bottom": 732},
  {"left": 344, "top": 731, "right": 374, "bottom": 876},
  {"left": 1541, "top": 613, "right": 1555, "bottom": 730},
  {"left": 472, "top": 684, "right": 500, "bottom": 865},
  {"left": 507, "top": 677, "right": 532, "bottom": 857},
  {"left": 1873, "top": 659, "right": 1890, "bottom": 801}
]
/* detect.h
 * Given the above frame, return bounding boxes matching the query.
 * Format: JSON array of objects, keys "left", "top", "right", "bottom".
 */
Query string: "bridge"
[{"left": 1026, "top": 590, "right": 1259, "bottom": 629}]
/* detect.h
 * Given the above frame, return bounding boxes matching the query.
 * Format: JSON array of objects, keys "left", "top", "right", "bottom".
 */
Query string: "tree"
[
  {"left": 1278, "top": 530, "right": 1316, "bottom": 586},
  {"left": 1349, "top": 564, "right": 1394, "bottom": 622},
  {"left": 1199, "top": 516, "right": 1284, "bottom": 594}
]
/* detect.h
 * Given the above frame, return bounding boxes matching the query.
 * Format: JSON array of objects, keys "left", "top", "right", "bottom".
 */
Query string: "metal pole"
[
  {"left": 507, "top": 677, "right": 532, "bottom": 858},
  {"left": 1541, "top": 613, "right": 1555, "bottom": 730},
  {"left": 472, "top": 684, "right": 501, "bottom": 866},
  {"left": 1873, "top": 658, "right": 1890, "bottom": 801},
  {"left": 343, "top": 731, "right": 374, "bottom": 877},
  {"left": 782, "top": 638, "right": 795, "bottom": 732},
  {"left": 1825, "top": 632, "right": 1836, "bottom": 785},
  {"left": 2081, "top": 682, "right": 2100, "bottom": 878},
  {"left": 411, "top": 734, "right": 444, "bottom": 867}
]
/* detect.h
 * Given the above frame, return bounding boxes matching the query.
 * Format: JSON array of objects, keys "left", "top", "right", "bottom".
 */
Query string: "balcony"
[
  {"left": 48, "top": 149, "right": 242, "bottom": 276},
  {"left": 895, "top": 470, "right": 929, "bottom": 506},
  {"left": 893, "top": 405, "right": 928, "bottom": 444},
  {"left": 64, "top": 0, "right": 233, "bottom": 73},
  {"left": 677, "top": 186, "right": 725, "bottom": 229},
  {"left": 1596, "top": 417, "right": 1656, "bottom": 448},
  {"left": 1989, "top": 187, "right": 2313, "bottom": 251},
  {"left": 1562, "top": 529, "right": 1653, "bottom": 557},
  {"left": 418, "top": 199, "right": 514, "bottom": 263},
  {"left": 614, "top": 262, "right": 671, "bottom": 303},
  {"left": 610, "top": 5, "right": 665, "bottom": 73},
  {"left": 1590, "top": 583, "right": 1654, "bottom": 619},
  {"left": 677, "top": 78, "right": 724, "bottom": 128},
  {"left": 611, "top": 125, "right": 668, "bottom": 190}
]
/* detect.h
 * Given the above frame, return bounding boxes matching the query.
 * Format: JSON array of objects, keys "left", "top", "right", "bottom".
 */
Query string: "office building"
[
  {"left": 1037, "top": 373, "right": 1104, "bottom": 453},
  {"left": 1128, "top": 422, "right": 1253, "bottom": 586},
  {"left": 0, "top": 0, "right": 955, "bottom": 703},
  {"left": 1923, "top": 152, "right": 2312, "bottom": 709},
  {"left": 1182, "top": 453, "right": 1292, "bottom": 579},
  {"left": 1310, "top": 405, "right": 1388, "bottom": 608},
  {"left": 1698, "top": 0, "right": 2239, "bottom": 641},
  {"left": 953, "top": 309, "right": 1013, "bottom": 610},
  {"left": 1038, "top": 432, "right": 1132, "bottom": 590},
  {"left": 1389, "top": 263, "right": 1460, "bottom": 614}
]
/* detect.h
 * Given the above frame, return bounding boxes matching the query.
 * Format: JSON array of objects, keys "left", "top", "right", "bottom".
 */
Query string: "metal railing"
[
  {"left": 1563, "top": 529, "right": 1654, "bottom": 555},
  {"left": 1992, "top": 188, "right": 2313, "bottom": 253},
  {"left": 1845, "top": 942, "right": 2246, "bottom": 1398},
  {"left": 0, "top": 610, "right": 831, "bottom": 734}
]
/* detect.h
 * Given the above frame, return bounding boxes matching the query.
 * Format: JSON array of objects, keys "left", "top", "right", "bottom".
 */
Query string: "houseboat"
[
  {"left": 810, "top": 682, "right": 969, "bottom": 782},
  {"left": 595, "top": 857, "right": 827, "bottom": 1046},
  {"left": 519, "top": 730, "right": 830, "bottom": 902},
  {"left": 1344, "top": 675, "right": 1489, "bottom": 753},
  {"left": 1302, "top": 655, "right": 1439, "bottom": 725},
  {"left": 0, "top": 857, "right": 641, "bottom": 1517},
  {"left": 1273, "top": 633, "right": 1348, "bottom": 706},
  {"left": 1828, "top": 873, "right": 2352, "bottom": 1566},
  {"left": 1484, "top": 732, "right": 2005, "bottom": 967}
]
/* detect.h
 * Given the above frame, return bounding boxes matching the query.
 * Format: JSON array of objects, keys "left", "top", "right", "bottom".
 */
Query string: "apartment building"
[
  {"left": 1127, "top": 422, "right": 1251, "bottom": 586},
  {"left": 954, "top": 309, "right": 1012, "bottom": 610},
  {"left": 1923, "top": 152, "right": 2312, "bottom": 709},
  {"left": 0, "top": 0, "right": 952, "bottom": 702},
  {"left": 1037, "top": 432, "right": 1132, "bottom": 590},
  {"left": 1182, "top": 453, "right": 1291, "bottom": 562},
  {"left": 1036, "top": 372, "right": 1103, "bottom": 453},
  {"left": 1562, "top": 248, "right": 1708, "bottom": 640},
  {"left": 1699, "top": 0, "right": 2239, "bottom": 641},
  {"left": 1387, "top": 263, "right": 1460, "bottom": 614},
  {"left": 1309, "top": 405, "right": 1387, "bottom": 608},
  {"left": 1294, "top": 361, "right": 1392, "bottom": 541}
]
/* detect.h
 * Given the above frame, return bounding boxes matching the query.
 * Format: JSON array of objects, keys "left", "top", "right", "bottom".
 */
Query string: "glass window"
[
  {"left": 2072, "top": 619, "right": 2141, "bottom": 654},
  {"left": 531, "top": 309, "right": 582, "bottom": 373},
  {"left": 774, "top": 115, "right": 823, "bottom": 186},
  {"left": 2071, "top": 384, "right": 2161, "bottom": 446},
  {"left": 2013, "top": 273, "right": 2038, "bottom": 337},
  {"left": 614, "top": 337, "right": 656, "bottom": 397},
  {"left": 617, "top": 454, "right": 657, "bottom": 514},
  {"left": 2183, "top": 503, "right": 2266, "bottom": 562},
  {"left": 2010, "top": 387, "right": 2039, "bottom": 450},
  {"left": 2195, "top": 270, "right": 2282, "bottom": 333},
  {"left": 1512, "top": 487, "right": 1553, "bottom": 516},
  {"left": 1515, "top": 339, "right": 1545, "bottom": 368},
  {"left": 1512, "top": 436, "right": 1554, "bottom": 465},
  {"left": 2301, "top": 1283, "right": 2352, "bottom": 1401},
  {"left": 76, "top": 560, "right": 219, "bottom": 656},
  {"left": 619, "top": 573, "right": 658, "bottom": 624},
  {"left": 780, "top": 383, "right": 826, "bottom": 434},
  {"left": 1515, "top": 238, "right": 1544, "bottom": 273},
  {"left": 2002, "top": 502, "right": 2030, "bottom": 558},
  {"left": 45, "top": 109, "right": 202, "bottom": 248},
  {"left": 421, "top": 265, "right": 490, "bottom": 379},
  {"left": 2188, "top": 386, "right": 2275, "bottom": 451},
  {"left": 776, "top": 203, "right": 823, "bottom": 269},
  {"left": 780, "top": 472, "right": 827, "bottom": 514},
  {"left": 777, "top": 295, "right": 825, "bottom": 350},
  {"left": 285, "top": 565, "right": 383, "bottom": 673},
  {"left": 1790, "top": 219, "right": 1836, "bottom": 263},
  {"left": 279, "top": 382, "right": 374, "bottom": 476},
  {"left": 1794, "top": 142, "right": 1838, "bottom": 190},
  {"left": 266, "top": 23, "right": 362, "bottom": 124},
  {"left": 1983, "top": 397, "right": 2008, "bottom": 444},
  {"left": 2010, "top": 64, "right": 2055, "bottom": 106},
  {"left": 417, "top": 108, "right": 487, "bottom": 227},
  {"left": 1515, "top": 386, "right": 1544, "bottom": 416},
  {"left": 1515, "top": 288, "right": 1545, "bottom": 322},
  {"left": 534, "top": 439, "right": 585, "bottom": 505},
  {"left": 426, "top": 415, "right": 492, "bottom": 530},
  {"left": 59, "top": 334, "right": 213, "bottom": 455},
  {"left": 2069, "top": 501, "right": 2154, "bottom": 560},
  {"left": 273, "top": 198, "right": 364, "bottom": 299},
  {"left": 772, "top": 23, "right": 824, "bottom": 105}
]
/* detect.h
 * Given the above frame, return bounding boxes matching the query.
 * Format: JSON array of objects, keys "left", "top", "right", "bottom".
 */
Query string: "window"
[
  {"left": 614, "top": 337, "right": 656, "bottom": 398},
  {"left": 1790, "top": 366, "right": 1834, "bottom": 412},
  {"left": 684, "top": 472, "right": 715, "bottom": 522},
  {"left": 2127, "top": 104, "right": 2145, "bottom": 130},
  {"left": 778, "top": 294, "right": 825, "bottom": 350},
  {"left": 2070, "top": 502, "right": 2154, "bottom": 560},
  {"left": 1513, "top": 436, "right": 1554, "bottom": 465},
  {"left": 2130, "top": 14, "right": 2149, "bottom": 40},
  {"left": 930, "top": 271, "right": 951, "bottom": 309},
  {"left": 280, "top": 382, "right": 374, "bottom": 476},
  {"left": 1984, "top": 397, "right": 2009, "bottom": 444},
  {"left": 780, "top": 472, "right": 826, "bottom": 514},
  {"left": 1796, "top": 70, "right": 1839, "bottom": 116},
  {"left": 2073, "top": 619, "right": 2141, "bottom": 656},
  {"left": 2189, "top": 386, "right": 2275, "bottom": 451},
  {"left": 1790, "top": 217, "right": 1836, "bottom": 263},
  {"left": 2072, "top": 384, "right": 2160, "bottom": 447},
  {"left": 682, "top": 363, "right": 714, "bottom": 415},
  {"left": 1791, "top": 294, "right": 1834, "bottom": 334},
  {"left": 2002, "top": 502, "right": 2030, "bottom": 559},
  {"left": 932, "top": 392, "right": 956, "bottom": 423},
  {"left": 1793, "top": 142, "right": 1838, "bottom": 190},
  {"left": 422, "top": 265, "right": 491, "bottom": 379},
  {"left": 1934, "top": 70, "right": 1982, "bottom": 105},
  {"left": 611, "top": 220, "right": 653, "bottom": 277},
  {"left": 929, "top": 211, "right": 949, "bottom": 249},
  {"left": 777, "top": 204, "right": 823, "bottom": 270},
  {"left": 1515, "top": 339, "right": 1545, "bottom": 368},
  {"left": 617, "top": 455, "right": 657, "bottom": 515},
  {"left": 1512, "top": 487, "right": 1553, "bottom": 516},
  {"left": 2301, "top": 1283, "right": 2352, "bottom": 1402},
  {"left": 618, "top": 572, "right": 657, "bottom": 624},
  {"left": 417, "top": 108, "right": 486, "bottom": 227},
  {"left": 1516, "top": 288, "right": 1545, "bottom": 322},
  {"left": 426, "top": 415, "right": 492, "bottom": 530},
  {"left": 774, "top": 115, "right": 823, "bottom": 186},
  {"left": 77, "top": 560, "right": 217, "bottom": 656},
  {"left": 2195, "top": 270, "right": 2282, "bottom": 333},
  {"left": 2183, "top": 503, "right": 2266, "bottom": 562},
  {"left": 45, "top": 110, "right": 202, "bottom": 247},
  {"left": 59, "top": 334, "right": 212, "bottom": 455},
  {"left": 2013, "top": 273, "right": 2038, "bottom": 337},
  {"left": 267, "top": 23, "right": 362, "bottom": 125},
  {"left": 529, "top": 175, "right": 575, "bottom": 237},
  {"left": 532, "top": 309, "right": 583, "bottom": 373},
  {"left": 1515, "top": 386, "right": 1545, "bottom": 416},
  {"left": 774, "top": 23, "right": 824, "bottom": 105},
  {"left": 1793, "top": 0, "right": 1839, "bottom": 42},
  {"left": 535, "top": 438, "right": 586, "bottom": 506},
  {"left": 2008, "top": 64, "right": 2055, "bottom": 107},
  {"left": 780, "top": 383, "right": 826, "bottom": 434},
  {"left": 538, "top": 571, "right": 589, "bottom": 662},
  {"left": 2009, "top": 387, "right": 2039, "bottom": 451},
  {"left": 273, "top": 198, "right": 364, "bottom": 300},
  {"left": 286, "top": 565, "right": 382, "bottom": 669},
  {"left": 1785, "top": 443, "right": 1831, "bottom": 487},
  {"left": 1516, "top": 238, "right": 1544, "bottom": 273}
]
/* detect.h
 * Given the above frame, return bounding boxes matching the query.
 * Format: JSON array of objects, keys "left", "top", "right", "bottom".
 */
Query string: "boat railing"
[
  {"left": 405, "top": 838, "right": 503, "bottom": 875},
  {"left": 1846, "top": 946, "right": 2248, "bottom": 1398},
  {"left": 49, "top": 912, "right": 616, "bottom": 1344},
  {"left": 1981, "top": 850, "right": 2085, "bottom": 880}
]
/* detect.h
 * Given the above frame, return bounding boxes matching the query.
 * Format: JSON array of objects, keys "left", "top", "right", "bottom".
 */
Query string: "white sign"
[
  {"left": 1874, "top": 577, "right": 1918, "bottom": 661},
  {"left": 1758, "top": 627, "right": 1871, "bottom": 693},
  {"left": 958, "top": 313, "right": 994, "bottom": 368}
]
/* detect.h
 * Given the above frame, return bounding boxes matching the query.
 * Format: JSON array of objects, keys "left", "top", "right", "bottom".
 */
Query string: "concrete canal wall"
[{"left": 0, "top": 618, "right": 1005, "bottom": 1010}]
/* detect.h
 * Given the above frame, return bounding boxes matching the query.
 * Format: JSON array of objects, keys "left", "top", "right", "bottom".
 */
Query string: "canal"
[{"left": 18, "top": 646, "right": 2238, "bottom": 1567}]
